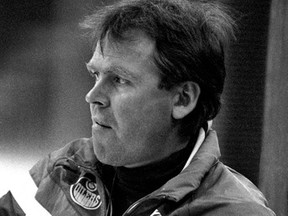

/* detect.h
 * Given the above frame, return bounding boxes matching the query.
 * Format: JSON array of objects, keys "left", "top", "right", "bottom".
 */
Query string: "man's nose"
[{"left": 85, "top": 82, "right": 109, "bottom": 107}]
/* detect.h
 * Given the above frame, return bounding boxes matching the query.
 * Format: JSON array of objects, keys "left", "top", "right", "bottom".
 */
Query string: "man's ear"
[{"left": 172, "top": 81, "right": 200, "bottom": 120}]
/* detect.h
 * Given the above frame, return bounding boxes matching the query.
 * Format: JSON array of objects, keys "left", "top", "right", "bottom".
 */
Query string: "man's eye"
[{"left": 113, "top": 76, "right": 128, "bottom": 85}]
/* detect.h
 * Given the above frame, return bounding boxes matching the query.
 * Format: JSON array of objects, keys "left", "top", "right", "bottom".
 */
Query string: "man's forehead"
[
  {"left": 96, "top": 31, "right": 156, "bottom": 59},
  {"left": 86, "top": 31, "right": 158, "bottom": 77}
]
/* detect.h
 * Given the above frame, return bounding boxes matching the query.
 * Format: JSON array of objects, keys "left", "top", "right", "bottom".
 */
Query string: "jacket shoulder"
[
  {"left": 29, "top": 138, "right": 93, "bottom": 187},
  {"left": 28, "top": 138, "right": 107, "bottom": 216},
  {"left": 171, "top": 162, "right": 275, "bottom": 216}
]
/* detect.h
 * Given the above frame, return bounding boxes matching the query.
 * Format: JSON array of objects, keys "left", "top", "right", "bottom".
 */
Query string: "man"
[{"left": 30, "top": 0, "right": 275, "bottom": 215}]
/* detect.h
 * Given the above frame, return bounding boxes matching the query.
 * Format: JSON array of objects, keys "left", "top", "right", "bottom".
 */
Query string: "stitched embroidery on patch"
[{"left": 70, "top": 176, "right": 102, "bottom": 210}]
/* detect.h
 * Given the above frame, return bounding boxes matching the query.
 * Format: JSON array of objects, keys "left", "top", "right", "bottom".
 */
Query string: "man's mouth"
[{"left": 95, "top": 121, "right": 111, "bottom": 129}]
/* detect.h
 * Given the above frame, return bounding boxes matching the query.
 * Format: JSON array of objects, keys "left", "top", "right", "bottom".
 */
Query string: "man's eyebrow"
[
  {"left": 86, "top": 63, "right": 138, "bottom": 80},
  {"left": 111, "top": 66, "right": 138, "bottom": 80}
]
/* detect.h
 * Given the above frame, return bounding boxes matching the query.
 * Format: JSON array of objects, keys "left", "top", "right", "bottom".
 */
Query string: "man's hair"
[{"left": 81, "top": 0, "right": 236, "bottom": 137}]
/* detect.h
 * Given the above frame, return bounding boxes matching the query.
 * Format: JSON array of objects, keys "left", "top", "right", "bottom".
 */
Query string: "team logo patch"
[{"left": 70, "top": 176, "right": 102, "bottom": 210}]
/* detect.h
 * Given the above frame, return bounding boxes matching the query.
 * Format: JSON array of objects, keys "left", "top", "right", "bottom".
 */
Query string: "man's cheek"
[{"left": 118, "top": 99, "right": 145, "bottom": 118}]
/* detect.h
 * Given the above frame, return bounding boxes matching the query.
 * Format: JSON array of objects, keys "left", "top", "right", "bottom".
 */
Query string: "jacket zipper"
[{"left": 122, "top": 194, "right": 172, "bottom": 216}]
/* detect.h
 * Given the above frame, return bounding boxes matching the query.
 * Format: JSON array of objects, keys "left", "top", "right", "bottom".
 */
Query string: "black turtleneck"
[{"left": 109, "top": 142, "right": 194, "bottom": 216}]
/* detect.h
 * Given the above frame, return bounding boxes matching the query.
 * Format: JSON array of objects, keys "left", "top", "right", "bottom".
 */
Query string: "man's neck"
[
  {"left": 111, "top": 142, "right": 194, "bottom": 215},
  {"left": 124, "top": 132, "right": 191, "bottom": 168}
]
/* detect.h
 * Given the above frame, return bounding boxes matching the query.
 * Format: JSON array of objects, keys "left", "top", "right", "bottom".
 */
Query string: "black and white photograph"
[{"left": 0, "top": 0, "right": 286, "bottom": 215}]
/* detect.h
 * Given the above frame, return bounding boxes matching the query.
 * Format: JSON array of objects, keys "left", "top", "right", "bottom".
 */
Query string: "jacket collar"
[
  {"left": 62, "top": 129, "right": 220, "bottom": 203},
  {"left": 155, "top": 130, "right": 221, "bottom": 202}
]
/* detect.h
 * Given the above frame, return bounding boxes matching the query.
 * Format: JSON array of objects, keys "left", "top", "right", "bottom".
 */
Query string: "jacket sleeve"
[{"left": 0, "top": 191, "right": 26, "bottom": 216}]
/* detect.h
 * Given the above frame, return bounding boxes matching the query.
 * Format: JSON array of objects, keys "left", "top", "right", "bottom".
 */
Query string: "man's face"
[{"left": 86, "top": 32, "right": 181, "bottom": 167}]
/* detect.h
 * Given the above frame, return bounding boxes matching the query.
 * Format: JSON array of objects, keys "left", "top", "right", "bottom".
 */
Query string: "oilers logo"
[{"left": 70, "top": 176, "right": 102, "bottom": 210}]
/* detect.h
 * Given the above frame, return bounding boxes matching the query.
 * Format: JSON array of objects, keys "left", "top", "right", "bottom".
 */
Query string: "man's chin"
[{"left": 93, "top": 144, "right": 119, "bottom": 166}]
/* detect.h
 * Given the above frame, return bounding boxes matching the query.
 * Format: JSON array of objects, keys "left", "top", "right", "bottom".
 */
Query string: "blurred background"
[{"left": 0, "top": 0, "right": 287, "bottom": 215}]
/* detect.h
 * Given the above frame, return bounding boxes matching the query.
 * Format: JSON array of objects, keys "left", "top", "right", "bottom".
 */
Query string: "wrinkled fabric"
[
  {"left": 0, "top": 191, "right": 26, "bottom": 216},
  {"left": 30, "top": 130, "right": 275, "bottom": 216}
]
